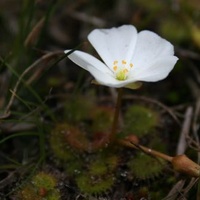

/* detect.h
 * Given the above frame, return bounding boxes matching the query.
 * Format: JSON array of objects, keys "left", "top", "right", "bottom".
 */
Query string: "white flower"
[{"left": 64, "top": 25, "right": 178, "bottom": 88}]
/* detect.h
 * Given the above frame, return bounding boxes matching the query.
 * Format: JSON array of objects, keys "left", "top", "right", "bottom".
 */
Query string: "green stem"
[{"left": 110, "top": 88, "right": 123, "bottom": 140}]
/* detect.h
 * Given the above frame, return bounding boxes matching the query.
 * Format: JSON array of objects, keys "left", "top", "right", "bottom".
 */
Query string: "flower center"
[{"left": 113, "top": 60, "right": 133, "bottom": 81}]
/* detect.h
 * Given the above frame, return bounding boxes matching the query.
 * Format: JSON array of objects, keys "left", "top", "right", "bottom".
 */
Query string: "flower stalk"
[
  {"left": 120, "top": 138, "right": 172, "bottom": 162},
  {"left": 120, "top": 138, "right": 200, "bottom": 177},
  {"left": 110, "top": 88, "right": 123, "bottom": 140}
]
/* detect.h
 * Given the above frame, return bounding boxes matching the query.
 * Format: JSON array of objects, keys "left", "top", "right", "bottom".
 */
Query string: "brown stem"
[
  {"left": 110, "top": 88, "right": 123, "bottom": 140},
  {"left": 120, "top": 139, "right": 173, "bottom": 162},
  {"left": 136, "top": 143, "right": 173, "bottom": 162},
  {"left": 120, "top": 139, "right": 200, "bottom": 177}
]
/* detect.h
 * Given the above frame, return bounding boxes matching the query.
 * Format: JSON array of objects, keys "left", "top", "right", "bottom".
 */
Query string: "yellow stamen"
[
  {"left": 113, "top": 66, "right": 118, "bottom": 71},
  {"left": 112, "top": 59, "right": 133, "bottom": 81},
  {"left": 123, "top": 68, "right": 128, "bottom": 73},
  {"left": 122, "top": 60, "right": 127, "bottom": 65}
]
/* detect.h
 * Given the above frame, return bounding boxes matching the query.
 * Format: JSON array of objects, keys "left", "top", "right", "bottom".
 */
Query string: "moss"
[
  {"left": 123, "top": 105, "right": 159, "bottom": 137},
  {"left": 65, "top": 158, "right": 83, "bottom": 176},
  {"left": 106, "top": 155, "right": 119, "bottom": 171},
  {"left": 17, "top": 172, "right": 60, "bottom": 200},
  {"left": 89, "top": 160, "right": 108, "bottom": 176},
  {"left": 75, "top": 153, "right": 118, "bottom": 194},
  {"left": 32, "top": 172, "right": 56, "bottom": 190},
  {"left": 76, "top": 173, "right": 115, "bottom": 195},
  {"left": 89, "top": 155, "right": 119, "bottom": 176},
  {"left": 50, "top": 123, "right": 75, "bottom": 161},
  {"left": 128, "top": 152, "right": 166, "bottom": 180},
  {"left": 20, "top": 186, "right": 38, "bottom": 200},
  {"left": 50, "top": 98, "right": 164, "bottom": 196}
]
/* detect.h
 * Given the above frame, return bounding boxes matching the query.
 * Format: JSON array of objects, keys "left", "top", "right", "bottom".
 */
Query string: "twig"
[
  {"left": 164, "top": 180, "right": 186, "bottom": 200},
  {"left": 186, "top": 100, "right": 200, "bottom": 152},
  {"left": 192, "top": 98, "right": 200, "bottom": 160},
  {"left": 177, "top": 178, "right": 199, "bottom": 200},
  {"left": 24, "top": 17, "right": 45, "bottom": 47},
  {"left": 176, "top": 106, "right": 193, "bottom": 155}
]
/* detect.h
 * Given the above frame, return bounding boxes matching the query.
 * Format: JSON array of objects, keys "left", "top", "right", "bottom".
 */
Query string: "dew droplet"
[{"left": 120, "top": 171, "right": 128, "bottom": 177}]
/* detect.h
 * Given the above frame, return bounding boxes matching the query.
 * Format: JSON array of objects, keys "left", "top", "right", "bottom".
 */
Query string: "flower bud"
[
  {"left": 172, "top": 155, "right": 200, "bottom": 177},
  {"left": 124, "top": 134, "right": 139, "bottom": 144}
]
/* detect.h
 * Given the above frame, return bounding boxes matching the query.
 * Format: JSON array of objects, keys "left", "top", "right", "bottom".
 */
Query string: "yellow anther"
[
  {"left": 113, "top": 66, "right": 118, "bottom": 71},
  {"left": 123, "top": 68, "right": 128, "bottom": 73},
  {"left": 122, "top": 60, "right": 127, "bottom": 65},
  {"left": 112, "top": 59, "right": 133, "bottom": 81}
]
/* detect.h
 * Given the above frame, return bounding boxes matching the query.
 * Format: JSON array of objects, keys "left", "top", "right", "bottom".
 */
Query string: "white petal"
[
  {"left": 88, "top": 25, "right": 138, "bottom": 69},
  {"left": 131, "top": 30, "right": 175, "bottom": 71},
  {"left": 131, "top": 56, "right": 178, "bottom": 82},
  {"left": 64, "top": 50, "right": 112, "bottom": 75},
  {"left": 87, "top": 65, "right": 138, "bottom": 88},
  {"left": 65, "top": 49, "right": 138, "bottom": 88}
]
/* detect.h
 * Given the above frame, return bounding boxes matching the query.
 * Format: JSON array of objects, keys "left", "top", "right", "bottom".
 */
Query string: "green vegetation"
[{"left": 17, "top": 172, "right": 60, "bottom": 200}]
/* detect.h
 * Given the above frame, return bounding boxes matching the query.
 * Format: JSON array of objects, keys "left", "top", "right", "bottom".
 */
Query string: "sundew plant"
[{"left": 0, "top": 1, "right": 200, "bottom": 199}]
